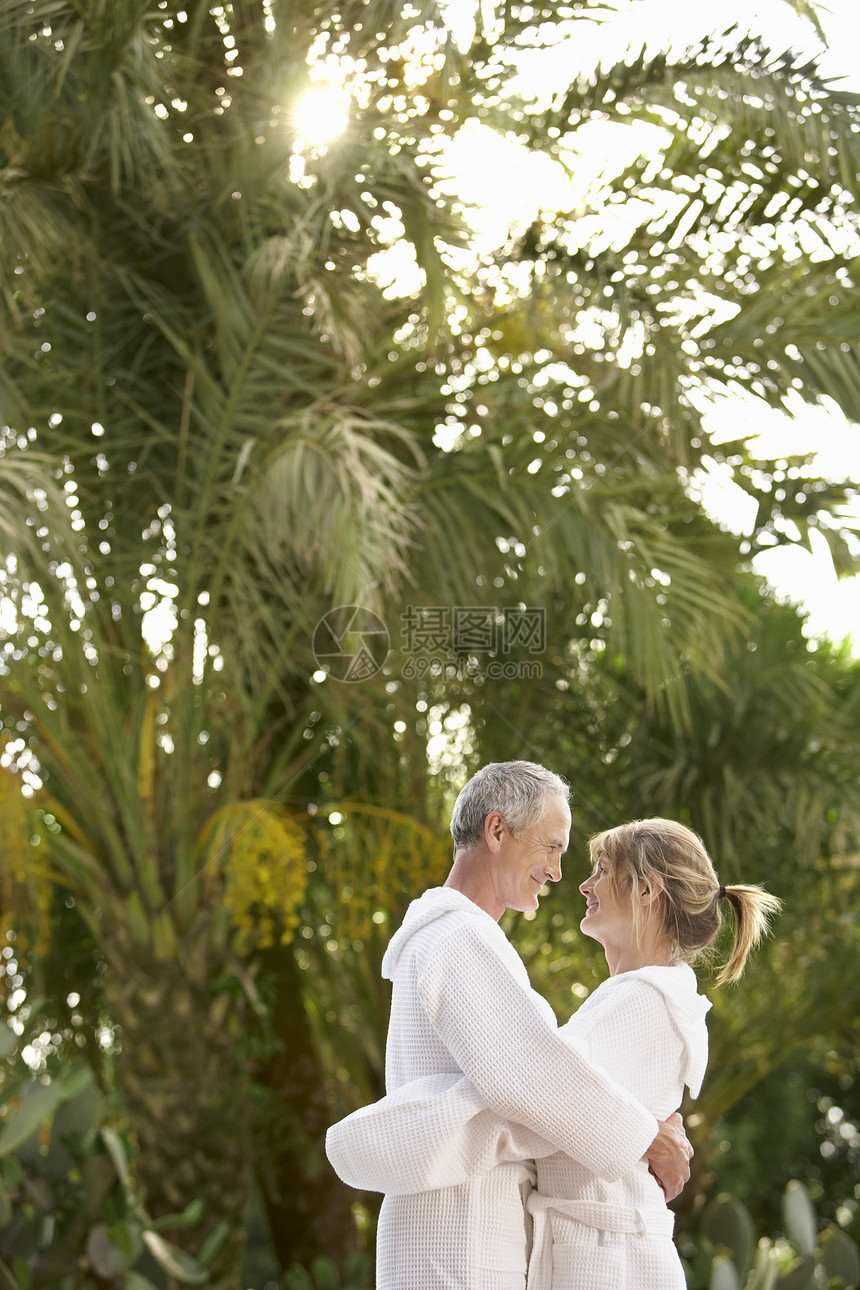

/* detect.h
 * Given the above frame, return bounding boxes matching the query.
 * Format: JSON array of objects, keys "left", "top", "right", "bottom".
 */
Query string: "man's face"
[{"left": 493, "top": 793, "right": 571, "bottom": 914}]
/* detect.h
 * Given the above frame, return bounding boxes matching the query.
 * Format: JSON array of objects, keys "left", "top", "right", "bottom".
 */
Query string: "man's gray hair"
[{"left": 450, "top": 761, "right": 570, "bottom": 852}]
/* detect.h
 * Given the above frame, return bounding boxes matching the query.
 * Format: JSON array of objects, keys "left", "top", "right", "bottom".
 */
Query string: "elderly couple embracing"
[{"left": 326, "top": 761, "right": 780, "bottom": 1290}]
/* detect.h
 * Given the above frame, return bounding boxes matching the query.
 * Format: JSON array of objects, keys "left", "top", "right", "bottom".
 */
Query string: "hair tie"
[{"left": 718, "top": 885, "right": 726, "bottom": 900}]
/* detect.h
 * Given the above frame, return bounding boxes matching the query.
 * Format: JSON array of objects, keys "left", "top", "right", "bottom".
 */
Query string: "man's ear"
[
  {"left": 640, "top": 873, "right": 665, "bottom": 905},
  {"left": 484, "top": 811, "right": 506, "bottom": 853}
]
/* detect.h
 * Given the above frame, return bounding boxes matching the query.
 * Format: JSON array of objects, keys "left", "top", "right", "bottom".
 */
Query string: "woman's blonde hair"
[{"left": 589, "top": 818, "right": 781, "bottom": 986}]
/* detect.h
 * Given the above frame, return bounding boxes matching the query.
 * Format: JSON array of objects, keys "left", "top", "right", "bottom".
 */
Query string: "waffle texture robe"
[
  {"left": 326, "top": 888, "right": 659, "bottom": 1290},
  {"left": 330, "top": 958, "right": 710, "bottom": 1290}
]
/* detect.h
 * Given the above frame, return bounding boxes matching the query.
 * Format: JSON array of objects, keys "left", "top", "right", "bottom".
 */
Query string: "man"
[{"left": 327, "top": 761, "right": 691, "bottom": 1290}]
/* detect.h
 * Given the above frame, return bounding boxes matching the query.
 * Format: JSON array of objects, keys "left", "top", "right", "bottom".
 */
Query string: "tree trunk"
[
  {"left": 254, "top": 946, "right": 363, "bottom": 1271},
  {"left": 672, "top": 1120, "right": 713, "bottom": 1234},
  {"left": 104, "top": 934, "right": 255, "bottom": 1290}
]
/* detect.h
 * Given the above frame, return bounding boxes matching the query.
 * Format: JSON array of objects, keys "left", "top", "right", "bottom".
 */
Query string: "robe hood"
[
  {"left": 381, "top": 887, "right": 492, "bottom": 981},
  {"left": 600, "top": 962, "right": 711, "bottom": 1098}
]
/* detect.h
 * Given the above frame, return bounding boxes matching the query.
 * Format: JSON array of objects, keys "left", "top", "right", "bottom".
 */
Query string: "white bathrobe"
[
  {"left": 326, "top": 888, "right": 660, "bottom": 1290},
  {"left": 522, "top": 963, "right": 711, "bottom": 1290}
]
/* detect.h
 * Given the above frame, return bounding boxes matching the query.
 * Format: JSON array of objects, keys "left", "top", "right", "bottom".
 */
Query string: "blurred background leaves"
[{"left": 0, "top": 0, "right": 858, "bottom": 1284}]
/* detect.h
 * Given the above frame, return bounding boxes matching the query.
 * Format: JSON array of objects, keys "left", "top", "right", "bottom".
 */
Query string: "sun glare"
[{"left": 293, "top": 84, "right": 349, "bottom": 148}]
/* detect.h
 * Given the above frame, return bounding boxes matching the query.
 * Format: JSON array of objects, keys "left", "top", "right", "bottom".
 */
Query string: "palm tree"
[
  {"left": 0, "top": 1, "right": 455, "bottom": 1276},
  {"left": 2, "top": 0, "right": 860, "bottom": 1280}
]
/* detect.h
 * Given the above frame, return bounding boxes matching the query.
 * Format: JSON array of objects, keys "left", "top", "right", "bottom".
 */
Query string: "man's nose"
[{"left": 546, "top": 856, "right": 563, "bottom": 883}]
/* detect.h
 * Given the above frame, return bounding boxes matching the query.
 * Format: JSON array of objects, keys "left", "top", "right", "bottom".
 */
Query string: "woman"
[{"left": 327, "top": 818, "right": 780, "bottom": 1290}]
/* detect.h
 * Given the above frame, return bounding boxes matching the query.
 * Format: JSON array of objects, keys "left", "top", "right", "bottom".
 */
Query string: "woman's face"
[{"left": 579, "top": 853, "right": 635, "bottom": 950}]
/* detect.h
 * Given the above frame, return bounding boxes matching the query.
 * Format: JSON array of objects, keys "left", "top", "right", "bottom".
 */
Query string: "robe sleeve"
[
  {"left": 416, "top": 922, "right": 657, "bottom": 1182},
  {"left": 325, "top": 1072, "right": 558, "bottom": 1194}
]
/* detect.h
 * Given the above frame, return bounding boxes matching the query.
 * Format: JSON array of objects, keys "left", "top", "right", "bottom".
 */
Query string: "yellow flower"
[
  {"left": 312, "top": 804, "right": 450, "bottom": 943},
  {"left": 198, "top": 801, "right": 309, "bottom": 951}
]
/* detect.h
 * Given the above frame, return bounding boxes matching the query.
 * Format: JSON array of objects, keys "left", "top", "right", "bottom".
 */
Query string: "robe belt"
[{"left": 525, "top": 1194, "right": 675, "bottom": 1290}]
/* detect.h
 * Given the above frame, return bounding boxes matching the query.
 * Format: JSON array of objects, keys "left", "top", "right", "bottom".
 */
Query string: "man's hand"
[{"left": 644, "top": 1113, "right": 693, "bottom": 1202}]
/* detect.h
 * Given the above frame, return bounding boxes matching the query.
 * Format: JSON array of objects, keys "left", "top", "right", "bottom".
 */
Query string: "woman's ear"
[{"left": 640, "top": 873, "right": 665, "bottom": 905}]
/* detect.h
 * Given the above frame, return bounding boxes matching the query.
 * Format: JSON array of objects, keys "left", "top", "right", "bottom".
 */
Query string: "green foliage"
[
  {"left": 0, "top": 1018, "right": 225, "bottom": 1290},
  {"left": 705, "top": 1052, "right": 860, "bottom": 1239},
  {"left": 688, "top": 1182, "right": 860, "bottom": 1290},
  {"left": 702, "top": 1195, "right": 760, "bottom": 1284},
  {"left": 282, "top": 1252, "right": 373, "bottom": 1290}
]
